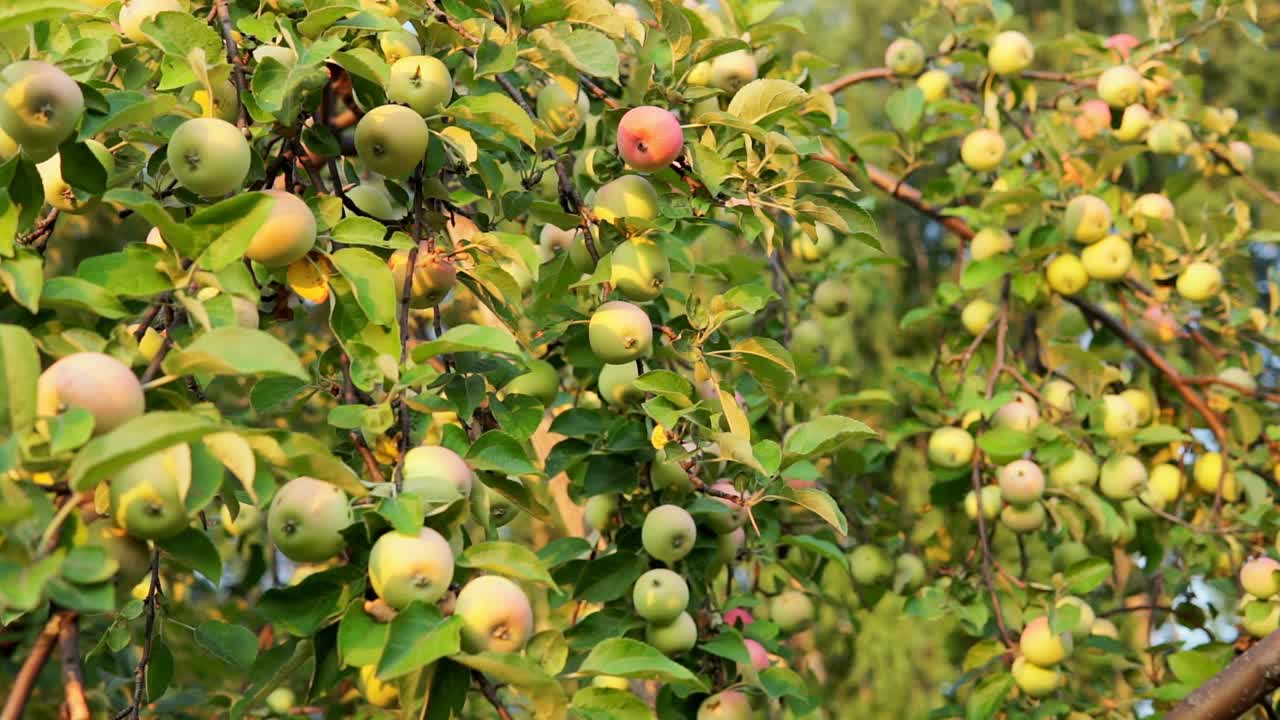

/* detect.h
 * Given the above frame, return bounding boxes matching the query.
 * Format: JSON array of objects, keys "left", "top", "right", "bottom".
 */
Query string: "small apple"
[
  {"left": 769, "top": 590, "right": 814, "bottom": 631},
  {"left": 246, "top": 190, "right": 316, "bottom": 267},
  {"left": 368, "top": 527, "right": 455, "bottom": 609},
  {"left": 1176, "top": 261, "right": 1222, "bottom": 302},
  {"left": 1241, "top": 598, "right": 1280, "bottom": 638},
  {"left": 1114, "top": 104, "right": 1152, "bottom": 142},
  {"left": 1064, "top": 195, "right": 1112, "bottom": 243},
  {"left": 706, "top": 481, "right": 747, "bottom": 533},
  {"left": 118, "top": 0, "right": 182, "bottom": 44},
  {"left": 970, "top": 228, "right": 1012, "bottom": 261},
  {"left": 964, "top": 486, "right": 1003, "bottom": 521},
  {"left": 998, "top": 459, "right": 1045, "bottom": 506},
  {"left": 537, "top": 83, "right": 589, "bottom": 136},
  {"left": 583, "top": 493, "right": 619, "bottom": 531},
  {"left": 894, "top": 553, "right": 926, "bottom": 593},
  {"left": 193, "top": 79, "right": 239, "bottom": 123},
  {"left": 589, "top": 300, "right": 653, "bottom": 363},
  {"left": 642, "top": 504, "right": 697, "bottom": 564},
  {"left": 0, "top": 61, "right": 85, "bottom": 151},
  {"left": 1118, "top": 388, "right": 1153, "bottom": 426},
  {"left": 987, "top": 31, "right": 1034, "bottom": 76},
  {"left": 1131, "top": 193, "right": 1175, "bottom": 232},
  {"left": 389, "top": 250, "right": 457, "bottom": 308},
  {"left": 916, "top": 69, "right": 950, "bottom": 102},
  {"left": 709, "top": 50, "right": 758, "bottom": 95},
  {"left": 610, "top": 238, "right": 670, "bottom": 302},
  {"left": 355, "top": 104, "right": 429, "bottom": 178},
  {"left": 357, "top": 665, "right": 398, "bottom": 708},
  {"left": 813, "top": 278, "right": 850, "bottom": 316},
  {"left": 1096, "top": 65, "right": 1143, "bottom": 108},
  {"left": 646, "top": 611, "right": 697, "bottom": 655},
  {"left": 402, "top": 445, "right": 474, "bottom": 500},
  {"left": 993, "top": 392, "right": 1040, "bottom": 432},
  {"left": 592, "top": 174, "right": 661, "bottom": 225},
  {"left": 1227, "top": 140, "right": 1254, "bottom": 172},
  {"left": 1241, "top": 557, "right": 1280, "bottom": 600},
  {"left": 960, "top": 129, "right": 1006, "bottom": 172},
  {"left": 1146, "top": 463, "right": 1184, "bottom": 506},
  {"left": 1020, "top": 615, "right": 1072, "bottom": 666},
  {"left": 1012, "top": 656, "right": 1060, "bottom": 698},
  {"left": 884, "top": 38, "right": 925, "bottom": 77},
  {"left": 1146, "top": 118, "right": 1193, "bottom": 155},
  {"left": 168, "top": 117, "right": 250, "bottom": 197},
  {"left": 346, "top": 183, "right": 399, "bottom": 220},
  {"left": 503, "top": 359, "right": 559, "bottom": 404},
  {"left": 651, "top": 457, "right": 693, "bottom": 496},
  {"left": 37, "top": 352, "right": 145, "bottom": 435},
  {"left": 455, "top": 575, "right": 534, "bottom": 653},
  {"left": 268, "top": 476, "right": 352, "bottom": 562},
  {"left": 927, "top": 427, "right": 975, "bottom": 468},
  {"left": 1046, "top": 254, "right": 1088, "bottom": 295},
  {"left": 387, "top": 56, "right": 453, "bottom": 116},
  {"left": 633, "top": 568, "right": 689, "bottom": 623},
  {"left": 1193, "top": 451, "right": 1238, "bottom": 501},
  {"left": 1041, "top": 379, "right": 1075, "bottom": 419},
  {"left": 1049, "top": 449, "right": 1098, "bottom": 488},
  {"left": 379, "top": 29, "right": 421, "bottom": 64},
  {"left": 1056, "top": 596, "right": 1096, "bottom": 639},
  {"left": 849, "top": 545, "right": 891, "bottom": 586},
  {"left": 1001, "top": 502, "right": 1045, "bottom": 533},
  {"left": 617, "top": 106, "right": 684, "bottom": 173},
  {"left": 1080, "top": 234, "right": 1132, "bottom": 281},
  {"left": 698, "top": 690, "right": 752, "bottom": 720},
  {"left": 961, "top": 299, "right": 997, "bottom": 336},
  {"left": 1099, "top": 454, "right": 1146, "bottom": 500},
  {"left": 110, "top": 444, "right": 193, "bottom": 540}
]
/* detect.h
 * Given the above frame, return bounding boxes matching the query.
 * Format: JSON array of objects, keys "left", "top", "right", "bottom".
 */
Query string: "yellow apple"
[{"left": 1046, "top": 254, "right": 1088, "bottom": 295}]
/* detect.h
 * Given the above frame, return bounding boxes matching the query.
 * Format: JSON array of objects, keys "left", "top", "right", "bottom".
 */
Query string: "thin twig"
[
  {"left": 212, "top": 0, "right": 248, "bottom": 129},
  {"left": 118, "top": 547, "right": 161, "bottom": 720},
  {"left": 817, "top": 67, "right": 893, "bottom": 95}
]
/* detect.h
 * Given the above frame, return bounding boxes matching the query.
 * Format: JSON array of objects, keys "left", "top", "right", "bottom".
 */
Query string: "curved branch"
[
  {"left": 59, "top": 613, "right": 90, "bottom": 720},
  {"left": 1167, "top": 629, "right": 1280, "bottom": 720},
  {"left": 818, "top": 67, "right": 893, "bottom": 95},
  {"left": 0, "top": 613, "right": 66, "bottom": 720},
  {"left": 813, "top": 154, "right": 975, "bottom": 241}
]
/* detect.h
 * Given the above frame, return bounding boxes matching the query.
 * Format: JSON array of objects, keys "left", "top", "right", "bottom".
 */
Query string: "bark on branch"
[
  {"left": 0, "top": 613, "right": 66, "bottom": 720},
  {"left": 1166, "top": 630, "right": 1280, "bottom": 720}
]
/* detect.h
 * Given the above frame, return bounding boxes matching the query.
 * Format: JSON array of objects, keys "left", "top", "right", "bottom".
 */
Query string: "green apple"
[
  {"left": 1012, "top": 656, "right": 1060, "bottom": 698},
  {"left": 1131, "top": 193, "right": 1174, "bottom": 231},
  {"left": 268, "top": 476, "right": 352, "bottom": 562},
  {"left": 592, "top": 174, "right": 660, "bottom": 225},
  {"left": 1176, "top": 261, "right": 1221, "bottom": 302},
  {"left": 247, "top": 191, "right": 316, "bottom": 267},
  {"left": 610, "top": 238, "right": 670, "bottom": 301},
  {"left": 266, "top": 687, "right": 298, "bottom": 713},
  {"left": 118, "top": 0, "right": 182, "bottom": 44},
  {"left": 1114, "top": 104, "right": 1152, "bottom": 142},
  {"left": 368, "top": 527, "right": 455, "bottom": 609},
  {"left": 1146, "top": 118, "right": 1192, "bottom": 155},
  {"left": 928, "top": 426, "right": 974, "bottom": 468},
  {"left": 1042, "top": 379, "right": 1075, "bottom": 419},
  {"left": 642, "top": 504, "right": 697, "bottom": 564},
  {"left": 598, "top": 361, "right": 643, "bottom": 406},
  {"left": 378, "top": 29, "right": 421, "bottom": 64},
  {"left": 769, "top": 590, "right": 814, "bottom": 631},
  {"left": 589, "top": 301, "right": 653, "bottom": 363},
  {"left": 813, "top": 278, "right": 850, "bottom": 316},
  {"left": 168, "top": 117, "right": 251, "bottom": 197},
  {"left": 992, "top": 393, "right": 1040, "bottom": 432},
  {"left": 1241, "top": 598, "right": 1280, "bottom": 638},
  {"left": 1055, "top": 596, "right": 1096, "bottom": 639},
  {"left": 387, "top": 56, "right": 453, "bottom": 116},
  {"left": 998, "top": 459, "right": 1045, "bottom": 506},
  {"left": 1047, "top": 254, "right": 1088, "bottom": 295},
  {"left": 1020, "top": 615, "right": 1072, "bottom": 666},
  {"left": 1193, "top": 451, "right": 1238, "bottom": 501},
  {"left": 87, "top": 518, "right": 153, "bottom": 588},
  {"left": 193, "top": 79, "right": 238, "bottom": 123},
  {"left": 970, "top": 228, "right": 1012, "bottom": 261},
  {"left": 1096, "top": 65, "right": 1143, "bottom": 108},
  {"left": 355, "top": 104, "right": 429, "bottom": 178},
  {"left": 503, "top": 359, "right": 559, "bottom": 403},
  {"left": 916, "top": 69, "right": 951, "bottom": 102},
  {"left": 961, "top": 299, "right": 997, "bottom": 336},
  {"left": 697, "top": 690, "right": 752, "bottom": 720},
  {"left": 402, "top": 445, "right": 474, "bottom": 500},
  {"left": 988, "top": 31, "right": 1034, "bottom": 76},
  {"left": 849, "top": 545, "right": 891, "bottom": 586},
  {"left": 646, "top": 611, "right": 697, "bottom": 655},
  {"left": 884, "top": 38, "right": 925, "bottom": 77},
  {"left": 37, "top": 351, "right": 145, "bottom": 435},
  {"left": 455, "top": 575, "right": 534, "bottom": 653},
  {"left": 1064, "top": 195, "right": 1112, "bottom": 243},
  {"left": 960, "top": 129, "right": 1006, "bottom": 172},
  {"left": 1049, "top": 449, "right": 1098, "bottom": 488},
  {"left": 1080, "top": 234, "right": 1132, "bottom": 281},
  {"left": 537, "top": 82, "right": 589, "bottom": 136},
  {"left": 110, "top": 444, "right": 192, "bottom": 541},
  {"left": 709, "top": 50, "right": 758, "bottom": 95},
  {"left": 1001, "top": 502, "right": 1045, "bottom": 533},
  {"left": 583, "top": 493, "right": 619, "bottom": 531},
  {"left": 651, "top": 457, "right": 693, "bottom": 496},
  {"left": 894, "top": 553, "right": 926, "bottom": 593},
  {"left": 1099, "top": 394, "right": 1138, "bottom": 436},
  {"left": 0, "top": 60, "right": 87, "bottom": 150},
  {"left": 1099, "top": 454, "right": 1146, "bottom": 500},
  {"left": 357, "top": 665, "right": 398, "bottom": 708},
  {"left": 1052, "top": 542, "right": 1089, "bottom": 572},
  {"left": 346, "top": 183, "right": 399, "bottom": 220},
  {"left": 791, "top": 318, "right": 823, "bottom": 356},
  {"left": 539, "top": 223, "right": 579, "bottom": 255},
  {"left": 965, "top": 486, "right": 1002, "bottom": 521},
  {"left": 633, "top": 568, "right": 689, "bottom": 623}
]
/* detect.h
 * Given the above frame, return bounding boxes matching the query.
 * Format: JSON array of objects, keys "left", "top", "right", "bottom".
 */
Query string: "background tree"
[{"left": 0, "top": 0, "right": 1278, "bottom": 719}]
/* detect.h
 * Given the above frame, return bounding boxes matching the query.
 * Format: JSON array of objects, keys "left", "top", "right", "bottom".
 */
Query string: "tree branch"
[
  {"left": 817, "top": 67, "right": 893, "bottom": 95},
  {"left": 813, "top": 154, "right": 976, "bottom": 241},
  {"left": 0, "top": 613, "right": 66, "bottom": 720},
  {"left": 59, "top": 613, "right": 90, "bottom": 720},
  {"left": 212, "top": 0, "right": 248, "bottom": 129},
  {"left": 1167, "top": 629, "right": 1280, "bottom": 720},
  {"left": 474, "top": 672, "right": 514, "bottom": 720},
  {"left": 116, "top": 547, "right": 161, "bottom": 720}
]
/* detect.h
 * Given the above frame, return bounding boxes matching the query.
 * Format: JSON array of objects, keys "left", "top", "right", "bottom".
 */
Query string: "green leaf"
[
  {"left": 62, "top": 546, "right": 118, "bottom": 584},
  {"left": 139, "top": 10, "right": 224, "bottom": 59},
  {"left": 767, "top": 487, "right": 848, "bottom": 535},
  {"left": 966, "top": 673, "right": 1014, "bottom": 720},
  {"left": 331, "top": 247, "right": 396, "bottom": 327},
  {"left": 40, "top": 277, "right": 128, "bottom": 318},
  {"left": 1134, "top": 424, "right": 1192, "bottom": 446},
  {"left": 376, "top": 604, "right": 463, "bottom": 680},
  {"left": 571, "top": 687, "right": 655, "bottom": 719},
  {"left": 976, "top": 427, "right": 1033, "bottom": 459},
  {"left": 77, "top": 246, "right": 171, "bottom": 298},
  {"left": 466, "top": 431, "right": 538, "bottom": 476},
  {"left": 886, "top": 87, "right": 925, "bottom": 134},
  {"left": 191, "top": 193, "right": 280, "bottom": 270},
  {"left": 1168, "top": 649, "right": 1226, "bottom": 688},
  {"left": 578, "top": 638, "right": 707, "bottom": 691},
  {"left": 780, "top": 535, "right": 849, "bottom": 571},
  {"left": 163, "top": 327, "right": 308, "bottom": 380},
  {"left": 157, "top": 528, "right": 222, "bottom": 584},
  {"left": 459, "top": 541, "right": 556, "bottom": 586},
  {"left": 102, "top": 189, "right": 194, "bottom": 254},
  {"left": 699, "top": 628, "right": 750, "bottom": 665},
  {"left": 452, "top": 652, "right": 568, "bottom": 720},
  {"left": 331, "top": 216, "right": 393, "bottom": 247},
  {"left": 726, "top": 79, "right": 808, "bottom": 127},
  {"left": 0, "top": 324, "right": 39, "bottom": 432},
  {"left": 530, "top": 28, "right": 621, "bottom": 81},
  {"left": 195, "top": 621, "right": 259, "bottom": 670},
  {"left": 726, "top": 337, "right": 795, "bottom": 398},
  {"left": 68, "top": 412, "right": 220, "bottom": 491},
  {"left": 1064, "top": 557, "right": 1112, "bottom": 594},
  {"left": 0, "top": 252, "right": 44, "bottom": 313},
  {"left": 783, "top": 415, "right": 877, "bottom": 458},
  {"left": 447, "top": 94, "right": 537, "bottom": 149},
  {"left": 338, "top": 600, "right": 388, "bottom": 668},
  {"left": 759, "top": 666, "right": 809, "bottom": 700},
  {"left": 960, "top": 256, "right": 1016, "bottom": 291},
  {"left": 0, "top": 0, "right": 87, "bottom": 28},
  {"left": 58, "top": 140, "right": 107, "bottom": 195},
  {"left": 252, "top": 57, "right": 329, "bottom": 127},
  {"left": 413, "top": 324, "right": 522, "bottom": 360}
]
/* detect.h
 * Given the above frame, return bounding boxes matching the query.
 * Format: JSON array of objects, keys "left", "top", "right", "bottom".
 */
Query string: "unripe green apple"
[
  {"left": 1042, "top": 379, "right": 1075, "bottom": 419},
  {"left": 1012, "top": 656, "right": 1060, "bottom": 698},
  {"left": 455, "top": 575, "right": 534, "bottom": 653},
  {"left": 379, "top": 29, "right": 421, "bottom": 64},
  {"left": 617, "top": 105, "right": 684, "bottom": 173},
  {"left": 987, "top": 31, "right": 1034, "bottom": 76},
  {"left": 219, "top": 502, "right": 262, "bottom": 536},
  {"left": 368, "top": 527, "right": 455, "bottom": 608},
  {"left": 583, "top": 493, "right": 619, "bottom": 531},
  {"left": 769, "top": 590, "right": 814, "bottom": 632},
  {"left": 894, "top": 553, "right": 926, "bottom": 593},
  {"left": 884, "top": 38, "right": 925, "bottom": 77},
  {"left": 1193, "top": 451, "right": 1238, "bottom": 501},
  {"left": 697, "top": 690, "right": 752, "bottom": 720},
  {"left": 1131, "top": 193, "right": 1174, "bottom": 232},
  {"left": 716, "top": 527, "right": 744, "bottom": 566},
  {"left": 118, "top": 0, "right": 182, "bottom": 43},
  {"left": 1056, "top": 596, "right": 1096, "bottom": 639},
  {"left": 87, "top": 518, "right": 153, "bottom": 588},
  {"left": 651, "top": 457, "right": 693, "bottom": 496},
  {"left": 992, "top": 393, "right": 1040, "bottom": 432},
  {"left": 593, "top": 175, "right": 660, "bottom": 225},
  {"left": 539, "top": 223, "right": 579, "bottom": 256},
  {"left": 1241, "top": 598, "right": 1280, "bottom": 638},
  {"left": 1052, "top": 541, "right": 1089, "bottom": 572},
  {"left": 1096, "top": 65, "right": 1143, "bottom": 108},
  {"left": 1020, "top": 615, "right": 1071, "bottom": 666},
  {"left": 402, "top": 445, "right": 473, "bottom": 500},
  {"left": 646, "top": 611, "right": 697, "bottom": 654},
  {"left": 633, "top": 568, "right": 689, "bottom": 623},
  {"left": 791, "top": 319, "right": 823, "bottom": 356},
  {"left": 611, "top": 238, "right": 670, "bottom": 301},
  {"left": 589, "top": 301, "right": 653, "bottom": 363},
  {"left": 642, "top": 504, "right": 697, "bottom": 564},
  {"left": 849, "top": 545, "right": 891, "bottom": 586},
  {"left": 346, "top": 183, "right": 399, "bottom": 220},
  {"left": 389, "top": 250, "right": 457, "bottom": 308},
  {"left": 1118, "top": 388, "right": 1153, "bottom": 426},
  {"left": 1064, "top": 195, "right": 1112, "bottom": 243},
  {"left": 387, "top": 56, "right": 452, "bottom": 116},
  {"left": 1241, "top": 557, "right": 1280, "bottom": 599},
  {"left": 168, "top": 117, "right": 250, "bottom": 197},
  {"left": 965, "top": 486, "right": 1002, "bottom": 521},
  {"left": 960, "top": 129, "right": 1006, "bottom": 172},
  {"left": 268, "top": 476, "right": 352, "bottom": 562},
  {"left": 970, "top": 228, "right": 1012, "bottom": 261},
  {"left": 503, "top": 359, "right": 559, "bottom": 404},
  {"left": 110, "top": 444, "right": 192, "bottom": 540},
  {"left": 252, "top": 45, "right": 297, "bottom": 69},
  {"left": 0, "top": 61, "right": 85, "bottom": 152},
  {"left": 1147, "top": 463, "right": 1184, "bottom": 506},
  {"left": 1146, "top": 118, "right": 1192, "bottom": 155},
  {"left": 357, "top": 665, "right": 398, "bottom": 708},
  {"left": 595, "top": 362, "right": 640, "bottom": 407},
  {"left": 1001, "top": 502, "right": 1045, "bottom": 533},
  {"left": 537, "top": 83, "right": 589, "bottom": 136},
  {"left": 1099, "top": 454, "right": 1146, "bottom": 500},
  {"left": 1080, "top": 234, "right": 1132, "bottom": 281},
  {"left": 1046, "top": 253, "right": 1088, "bottom": 295},
  {"left": 38, "top": 140, "right": 114, "bottom": 214},
  {"left": 246, "top": 191, "right": 316, "bottom": 267},
  {"left": 1176, "top": 261, "right": 1222, "bottom": 302},
  {"left": 355, "top": 104, "right": 429, "bottom": 178},
  {"left": 961, "top": 299, "right": 997, "bottom": 336},
  {"left": 709, "top": 50, "right": 758, "bottom": 95},
  {"left": 998, "top": 459, "right": 1045, "bottom": 506},
  {"left": 1114, "top": 104, "right": 1152, "bottom": 142},
  {"left": 916, "top": 69, "right": 950, "bottom": 102},
  {"left": 928, "top": 426, "right": 975, "bottom": 468},
  {"left": 1049, "top": 449, "right": 1098, "bottom": 488},
  {"left": 37, "top": 351, "right": 145, "bottom": 435},
  {"left": 360, "top": 0, "right": 400, "bottom": 16},
  {"left": 812, "top": 278, "right": 850, "bottom": 316},
  {"left": 1099, "top": 394, "right": 1138, "bottom": 437}
]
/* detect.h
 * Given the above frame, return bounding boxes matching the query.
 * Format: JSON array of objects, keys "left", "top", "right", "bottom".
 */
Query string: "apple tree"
[{"left": 0, "top": 0, "right": 1278, "bottom": 718}]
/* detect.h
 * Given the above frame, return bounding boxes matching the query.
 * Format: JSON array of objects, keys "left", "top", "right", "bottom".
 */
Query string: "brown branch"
[
  {"left": 17, "top": 210, "right": 60, "bottom": 251},
  {"left": 339, "top": 353, "right": 387, "bottom": 485},
  {"left": 212, "top": 0, "right": 248, "bottom": 129},
  {"left": 474, "top": 672, "right": 514, "bottom": 720},
  {"left": 1167, "top": 629, "right": 1280, "bottom": 720},
  {"left": 1207, "top": 146, "right": 1280, "bottom": 205},
  {"left": 814, "top": 154, "right": 975, "bottom": 242},
  {"left": 116, "top": 547, "right": 161, "bottom": 720},
  {"left": 817, "top": 67, "right": 893, "bottom": 95},
  {"left": 1, "top": 613, "right": 66, "bottom": 720},
  {"left": 59, "top": 613, "right": 90, "bottom": 720},
  {"left": 1183, "top": 376, "right": 1280, "bottom": 404}
]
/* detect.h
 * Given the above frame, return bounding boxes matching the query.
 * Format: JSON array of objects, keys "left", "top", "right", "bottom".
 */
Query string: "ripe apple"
[
  {"left": 1146, "top": 463, "right": 1184, "bottom": 506},
  {"left": 1064, "top": 195, "right": 1112, "bottom": 243},
  {"left": 993, "top": 393, "right": 1040, "bottom": 432},
  {"left": 916, "top": 69, "right": 950, "bottom": 101},
  {"left": 503, "top": 359, "right": 559, "bottom": 404},
  {"left": 1241, "top": 557, "right": 1280, "bottom": 599},
  {"left": 1080, "top": 234, "right": 1132, "bottom": 281},
  {"left": 1020, "top": 615, "right": 1072, "bottom": 666},
  {"left": 698, "top": 690, "right": 752, "bottom": 720},
  {"left": 389, "top": 250, "right": 457, "bottom": 308},
  {"left": 709, "top": 50, "right": 758, "bottom": 95},
  {"left": 387, "top": 56, "right": 452, "bottom": 116},
  {"left": 1176, "top": 261, "right": 1222, "bottom": 302},
  {"left": 589, "top": 301, "right": 653, "bottom": 363},
  {"left": 1042, "top": 379, "right": 1075, "bottom": 419},
  {"left": 267, "top": 476, "right": 352, "bottom": 562},
  {"left": 0, "top": 61, "right": 85, "bottom": 154},
  {"left": 884, "top": 38, "right": 925, "bottom": 77},
  {"left": 1049, "top": 449, "right": 1099, "bottom": 488},
  {"left": 642, "top": 504, "right": 697, "bottom": 564},
  {"left": 1146, "top": 118, "right": 1192, "bottom": 155},
  {"left": 246, "top": 191, "right": 316, "bottom": 267},
  {"left": 961, "top": 299, "right": 997, "bottom": 336},
  {"left": 110, "top": 444, "right": 192, "bottom": 540},
  {"left": 964, "top": 486, "right": 1003, "bottom": 521},
  {"left": 1118, "top": 388, "right": 1153, "bottom": 426},
  {"left": 646, "top": 611, "right": 697, "bottom": 655},
  {"left": 769, "top": 590, "right": 814, "bottom": 632},
  {"left": 592, "top": 174, "right": 660, "bottom": 225},
  {"left": 617, "top": 106, "right": 684, "bottom": 173},
  {"left": 610, "top": 238, "right": 670, "bottom": 301},
  {"left": 849, "top": 545, "right": 891, "bottom": 586},
  {"left": 357, "top": 665, "right": 398, "bottom": 708},
  {"left": 928, "top": 427, "right": 975, "bottom": 468},
  {"left": 813, "top": 278, "right": 850, "bottom": 316},
  {"left": 118, "top": 0, "right": 182, "bottom": 44},
  {"left": 1193, "top": 451, "right": 1238, "bottom": 501},
  {"left": 633, "top": 568, "right": 689, "bottom": 623},
  {"left": 1114, "top": 104, "right": 1152, "bottom": 142},
  {"left": 1099, "top": 454, "right": 1147, "bottom": 500},
  {"left": 1001, "top": 502, "right": 1045, "bottom": 533},
  {"left": 1056, "top": 596, "right": 1096, "bottom": 639},
  {"left": 998, "top": 459, "right": 1045, "bottom": 506},
  {"left": 1097, "top": 65, "right": 1143, "bottom": 108},
  {"left": 402, "top": 445, "right": 474, "bottom": 500},
  {"left": 253, "top": 45, "right": 298, "bottom": 69},
  {"left": 368, "top": 527, "right": 455, "bottom": 609},
  {"left": 960, "top": 129, "right": 1006, "bottom": 172},
  {"left": 355, "top": 104, "right": 429, "bottom": 178},
  {"left": 455, "top": 575, "right": 534, "bottom": 653},
  {"left": 970, "top": 228, "right": 1012, "bottom": 261},
  {"left": 168, "top": 117, "right": 250, "bottom": 197},
  {"left": 583, "top": 493, "right": 619, "bottom": 531},
  {"left": 987, "top": 31, "right": 1034, "bottom": 76},
  {"left": 1046, "top": 254, "right": 1088, "bottom": 295},
  {"left": 379, "top": 29, "right": 421, "bottom": 64},
  {"left": 37, "top": 351, "right": 145, "bottom": 435},
  {"left": 1012, "top": 656, "right": 1060, "bottom": 698},
  {"left": 1074, "top": 99, "right": 1111, "bottom": 139}
]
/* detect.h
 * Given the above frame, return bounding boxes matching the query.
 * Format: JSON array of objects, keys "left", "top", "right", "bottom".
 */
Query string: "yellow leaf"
[{"left": 288, "top": 257, "right": 331, "bottom": 304}]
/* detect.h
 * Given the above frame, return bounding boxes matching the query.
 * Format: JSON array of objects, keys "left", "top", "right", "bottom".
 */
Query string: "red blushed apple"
[
  {"left": 723, "top": 608, "right": 753, "bottom": 627},
  {"left": 1106, "top": 33, "right": 1140, "bottom": 60},
  {"left": 616, "top": 105, "right": 684, "bottom": 173}
]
